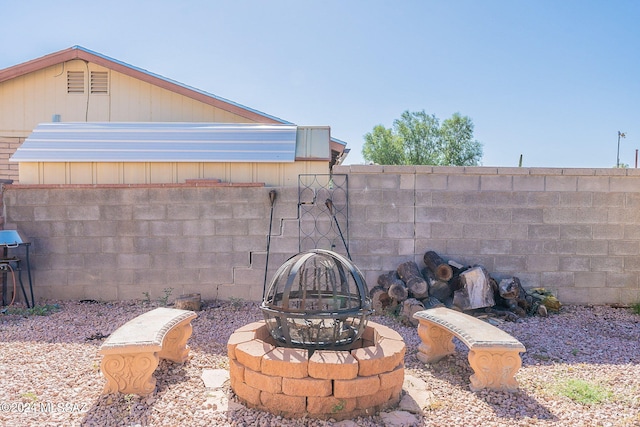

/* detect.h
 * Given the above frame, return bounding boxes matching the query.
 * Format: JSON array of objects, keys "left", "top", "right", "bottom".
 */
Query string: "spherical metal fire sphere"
[{"left": 260, "top": 249, "right": 372, "bottom": 349}]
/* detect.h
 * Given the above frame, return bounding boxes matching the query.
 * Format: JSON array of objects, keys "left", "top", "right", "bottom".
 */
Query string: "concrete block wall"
[
  {"left": 3, "top": 184, "right": 301, "bottom": 303},
  {"left": 335, "top": 165, "right": 640, "bottom": 305},
  {"left": 2, "top": 165, "right": 640, "bottom": 306}
]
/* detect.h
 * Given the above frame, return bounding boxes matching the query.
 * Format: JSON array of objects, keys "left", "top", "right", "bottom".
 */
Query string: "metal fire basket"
[{"left": 260, "top": 249, "right": 372, "bottom": 349}]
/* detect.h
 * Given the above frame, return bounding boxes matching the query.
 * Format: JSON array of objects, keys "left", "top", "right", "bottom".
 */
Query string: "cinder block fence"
[{"left": 2, "top": 166, "right": 640, "bottom": 306}]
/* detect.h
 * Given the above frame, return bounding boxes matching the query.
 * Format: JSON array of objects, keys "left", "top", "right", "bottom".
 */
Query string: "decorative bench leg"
[
  {"left": 157, "top": 320, "right": 193, "bottom": 363},
  {"left": 101, "top": 352, "right": 159, "bottom": 395},
  {"left": 416, "top": 322, "right": 456, "bottom": 363},
  {"left": 467, "top": 349, "right": 523, "bottom": 392}
]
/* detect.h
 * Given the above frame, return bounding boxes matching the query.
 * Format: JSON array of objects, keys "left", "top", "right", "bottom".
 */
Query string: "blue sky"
[{"left": 2, "top": 1, "right": 639, "bottom": 167}]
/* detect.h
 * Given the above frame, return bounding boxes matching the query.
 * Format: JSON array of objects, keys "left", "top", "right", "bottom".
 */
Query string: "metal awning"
[{"left": 10, "top": 122, "right": 298, "bottom": 163}]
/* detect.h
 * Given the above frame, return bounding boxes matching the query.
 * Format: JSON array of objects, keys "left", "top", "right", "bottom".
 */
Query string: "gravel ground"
[{"left": 1, "top": 299, "right": 639, "bottom": 427}]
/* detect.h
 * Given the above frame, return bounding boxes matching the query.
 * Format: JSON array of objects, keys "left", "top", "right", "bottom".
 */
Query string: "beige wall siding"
[
  {"left": 0, "top": 60, "right": 258, "bottom": 136},
  {"left": 18, "top": 160, "right": 329, "bottom": 186},
  {"left": 0, "top": 60, "right": 264, "bottom": 181}
]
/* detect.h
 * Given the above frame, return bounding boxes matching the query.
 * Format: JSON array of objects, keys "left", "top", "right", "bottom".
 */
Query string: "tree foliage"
[{"left": 362, "top": 110, "right": 483, "bottom": 166}]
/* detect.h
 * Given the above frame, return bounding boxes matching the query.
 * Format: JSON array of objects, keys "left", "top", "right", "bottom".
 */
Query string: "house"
[{"left": 0, "top": 46, "right": 348, "bottom": 185}]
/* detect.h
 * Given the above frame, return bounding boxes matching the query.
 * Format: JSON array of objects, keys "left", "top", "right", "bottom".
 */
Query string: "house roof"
[
  {"left": 0, "top": 46, "right": 347, "bottom": 163},
  {"left": 10, "top": 122, "right": 298, "bottom": 163}
]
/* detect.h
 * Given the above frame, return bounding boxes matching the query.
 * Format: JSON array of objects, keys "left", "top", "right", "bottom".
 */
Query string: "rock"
[
  {"left": 332, "top": 420, "right": 358, "bottom": 427},
  {"left": 379, "top": 410, "right": 420, "bottom": 426},
  {"left": 201, "top": 369, "right": 229, "bottom": 389},
  {"left": 401, "top": 374, "right": 435, "bottom": 413},
  {"left": 398, "top": 394, "right": 422, "bottom": 414},
  {"left": 204, "top": 389, "right": 231, "bottom": 413}
]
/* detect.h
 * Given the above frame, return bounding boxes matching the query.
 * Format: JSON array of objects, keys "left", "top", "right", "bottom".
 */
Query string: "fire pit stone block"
[
  {"left": 306, "top": 395, "right": 357, "bottom": 416},
  {"left": 308, "top": 350, "right": 358, "bottom": 380},
  {"left": 227, "top": 322, "right": 273, "bottom": 360},
  {"left": 333, "top": 375, "right": 380, "bottom": 398},
  {"left": 380, "top": 364, "right": 405, "bottom": 389},
  {"left": 228, "top": 321, "right": 406, "bottom": 420},
  {"left": 234, "top": 340, "right": 275, "bottom": 372},
  {"left": 261, "top": 347, "right": 309, "bottom": 378},
  {"left": 228, "top": 359, "right": 245, "bottom": 382},
  {"left": 352, "top": 339, "right": 406, "bottom": 377},
  {"left": 282, "top": 377, "right": 333, "bottom": 397},
  {"left": 244, "top": 369, "right": 282, "bottom": 394},
  {"left": 260, "top": 392, "right": 306, "bottom": 417}
]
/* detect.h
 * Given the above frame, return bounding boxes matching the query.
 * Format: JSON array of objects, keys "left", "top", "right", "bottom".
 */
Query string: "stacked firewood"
[{"left": 370, "top": 250, "right": 560, "bottom": 326}]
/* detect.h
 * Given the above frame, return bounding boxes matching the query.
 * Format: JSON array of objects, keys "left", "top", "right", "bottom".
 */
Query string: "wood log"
[
  {"left": 387, "top": 281, "right": 409, "bottom": 302},
  {"left": 495, "top": 277, "right": 531, "bottom": 317},
  {"left": 406, "top": 276, "right": 428, "bottom": 299},
  {"left": 369, "top": 285, "right": 397, "bottom": 315},
  {"left": 420, "top": 296, "right": 446, "bottom": 310},
  {"left": 377, "top": 271, "right": 403, "bottom": 291},
  {"left": 421, "top": 267, "right": 453, "bottom": 301},
  {"left": 410, "top": 286, "right": 429, "bottom": 300},
  {"left": 449, "top": 275, "right": 463, "bottom": 291},
  {"left": 454, "top": 266, "right": 495, "bottom": 310},
  {"left": 397, "top": 261, "right": 428, "bottom": 298},
  {"left": 399, "top": 298, "right": 425, "bottom": 327},
  {"left": 423, "top": 250, "right": 454, "bottom": 281},
  {"left": 447, "top": 261, "right": 470, "bottom": 291},
  {"left": 429, "top": 280, "right": 453, "bottom": 302}
]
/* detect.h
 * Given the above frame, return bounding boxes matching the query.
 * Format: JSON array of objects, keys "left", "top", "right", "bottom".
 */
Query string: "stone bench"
[
  {"left": 99, "top": 307, "right": 197, "bottom": 395},
  {"left": 413, "top": 307, "right": 525, "bottom": 392}
]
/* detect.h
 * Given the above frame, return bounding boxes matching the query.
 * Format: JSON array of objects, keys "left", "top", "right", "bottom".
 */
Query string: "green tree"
[
  {"left": 362, "top": 125, "right": 404, "bottom": 165},
  {"left": 438, "top": 113, "right": 483, "bottom": 166},
  {"left": 362, "top": 110, "right": 483, "bottom": 166},
  {"left": 394, "top": 111, "right": 440, "bottom": 165}
]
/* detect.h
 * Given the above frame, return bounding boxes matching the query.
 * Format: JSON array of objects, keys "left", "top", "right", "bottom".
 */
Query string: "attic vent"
[
  {"left": 67, "top": 71, "right": 85, "bottom": 94},
  {"left": 90, "top": 71, "right": 109, "bottom": 94}
]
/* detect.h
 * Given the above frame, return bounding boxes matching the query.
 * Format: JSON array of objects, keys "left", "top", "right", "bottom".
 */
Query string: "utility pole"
[{"left": 617, "top": 131, "right": 626, "bottom": 168}]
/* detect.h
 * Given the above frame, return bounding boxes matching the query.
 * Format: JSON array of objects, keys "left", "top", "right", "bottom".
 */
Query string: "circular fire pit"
[
  {"left": 228, "top": 250, "right": 405, "bottom": 420},
  {"left": 260, "top": 249, "right": 372, "bottom": 349},
  {"left": 227, "top": 320, "right": 406, "bottom": 420}
]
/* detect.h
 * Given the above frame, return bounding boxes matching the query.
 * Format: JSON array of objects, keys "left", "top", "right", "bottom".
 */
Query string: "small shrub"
[
  {"left": 142, "top": 291, "right": 151, "bottom": 304},
  {"left": 158, "top": 287, "right": 173, "bottom": 306},
  {"left": 631, "top": 302, "right": 640, "bottom": 316},
  {"left": 331, "top": 399, "right": 346, "bottom": 413},
  {"left": 3, "top": 304, "right": 60, "bottom": 317},
  {"left": 556, "top": 378, "right": 612, "bottom": 405},
  {"left": 21, "top": 392, "right": 38, "bottom": 402},
  {"left": 229, "top": 297, "right": 244, "bottom": 310}
]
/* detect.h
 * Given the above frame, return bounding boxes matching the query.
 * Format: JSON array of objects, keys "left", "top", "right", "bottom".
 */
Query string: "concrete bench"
[
  {"left": 413, "top": 307, "right": 525, "bottom": 392},
  {"left": 99, "top": 307, "right": 197, "bottom": 395}
]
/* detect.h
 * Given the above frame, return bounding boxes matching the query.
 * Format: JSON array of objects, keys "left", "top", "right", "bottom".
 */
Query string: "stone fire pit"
[
  {"left": 227, "top": 320, "right": 406, "bottom": 420},
  {"left": 227, "top": 249, "right": 406, "bottom": 419}
]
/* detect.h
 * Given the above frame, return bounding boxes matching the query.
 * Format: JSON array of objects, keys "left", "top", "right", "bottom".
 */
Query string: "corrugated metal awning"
[{"left": 10, "top": 122, "right": 298, "bottom": 162}]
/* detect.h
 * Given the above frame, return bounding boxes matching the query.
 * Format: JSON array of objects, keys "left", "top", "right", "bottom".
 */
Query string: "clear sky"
[{"left": 1, "top": 0, "right": 639, "bottom": 167}]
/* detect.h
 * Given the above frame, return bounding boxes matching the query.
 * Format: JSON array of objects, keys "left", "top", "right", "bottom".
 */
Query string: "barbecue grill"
[
  {"left": 260, "top": 249, "right": 372, "bottom": 349},
  {"left": 0, "top": 230, "right": 34, "bottom": 308}
]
